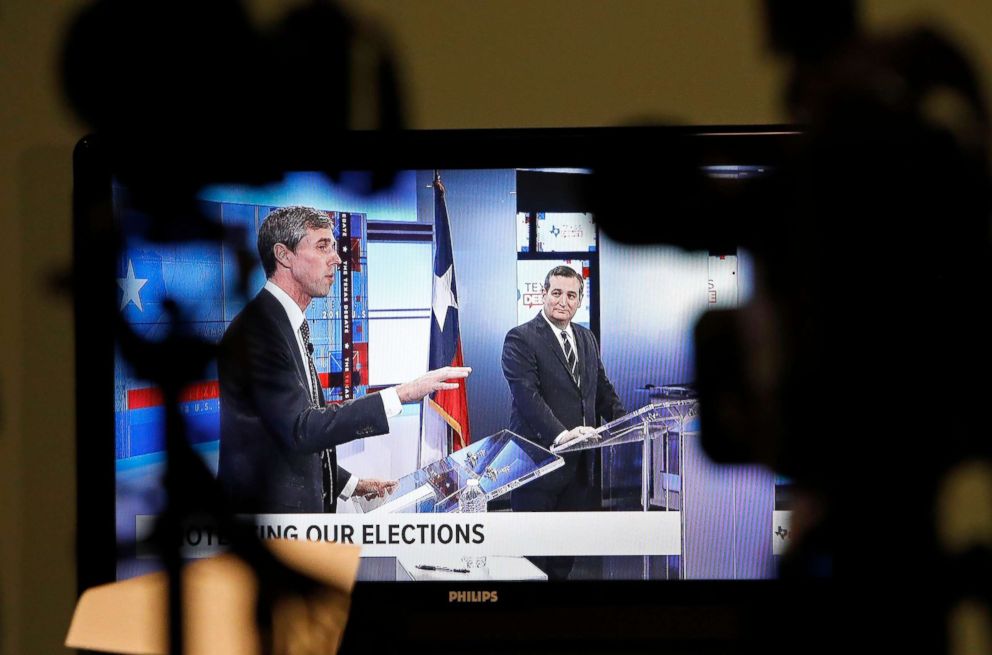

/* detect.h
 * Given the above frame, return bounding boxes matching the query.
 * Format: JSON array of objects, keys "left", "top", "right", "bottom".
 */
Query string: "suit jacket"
[
  {"left": 501, "top": 312, "right": 626, "bottom": 494},
  {"left": 217, "top": 289, "right": 389, "bottom": 513}
]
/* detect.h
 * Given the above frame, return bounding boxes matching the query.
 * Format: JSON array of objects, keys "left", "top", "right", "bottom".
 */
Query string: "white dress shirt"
[{"left": 263, "top": 281, "right": 402, "bottom": 499}]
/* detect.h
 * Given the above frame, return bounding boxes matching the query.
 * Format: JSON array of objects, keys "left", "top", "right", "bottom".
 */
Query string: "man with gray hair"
[{"left": 218, "top": 206, "right": 470, "bottom": 513}]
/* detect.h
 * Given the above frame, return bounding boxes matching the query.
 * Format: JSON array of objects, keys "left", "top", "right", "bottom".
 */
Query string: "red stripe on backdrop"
[
  {"left": 128, "top": 361, "right": 370, "bottom": 410},
  {"left": 127, "top": 380, "right": 219, "bottom": 410}
]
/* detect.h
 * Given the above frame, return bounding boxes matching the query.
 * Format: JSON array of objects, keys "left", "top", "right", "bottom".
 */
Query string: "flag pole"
[
  {"left": 419, "top": 171, "right": 440, "bottom": 468},
  {"left": 419, "top": 170, "right": 440, "bottom": 468}
]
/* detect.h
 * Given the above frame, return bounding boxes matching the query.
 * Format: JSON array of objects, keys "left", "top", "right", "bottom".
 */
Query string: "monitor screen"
[
  {"left": 76, "top": 126, "right": 801, "bottom": 649},
  {"left": 106, "top": 162, "right": 790, "bottom": 583}
]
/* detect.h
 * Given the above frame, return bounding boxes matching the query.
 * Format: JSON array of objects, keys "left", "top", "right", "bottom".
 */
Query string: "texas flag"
[{"left": 422, "top": 171, "right": 471, "bottom": 459}]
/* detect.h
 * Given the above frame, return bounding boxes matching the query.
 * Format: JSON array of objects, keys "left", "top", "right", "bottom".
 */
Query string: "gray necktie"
[
  {"left": 299, "top": 320, "right": 321, "bottom": 407},
  {"left": 300, "top": 320, "right": 335, "bottom": 507}
]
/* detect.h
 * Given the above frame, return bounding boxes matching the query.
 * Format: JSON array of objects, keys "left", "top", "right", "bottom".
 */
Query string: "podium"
[
  {"left": 551, "top": 387, "right": 699, "bottom": 513},
  {"left": 551, "top": 388, "right": 699, "bottom": 579},
  {"left": 552, "top": 387, "right": 776, "bottom": 580},
  {"left": 353, "top": 430, "right": 564, "bottom": 514}
]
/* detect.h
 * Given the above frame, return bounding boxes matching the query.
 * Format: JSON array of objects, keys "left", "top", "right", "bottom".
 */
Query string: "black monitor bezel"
[{"left": 74, "top": 125, "right": 814, "bottom": 652}]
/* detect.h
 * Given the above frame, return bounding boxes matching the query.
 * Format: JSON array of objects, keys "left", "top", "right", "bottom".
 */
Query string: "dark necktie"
[
  {"left": 299, "top": 320, "right": 321, "bottom": 406},
  {"left": 561, "top": 330, "right": 579, "bottom": 387},
  {"left": 300, "top": 320, "right": 335, "bottom": 509}
]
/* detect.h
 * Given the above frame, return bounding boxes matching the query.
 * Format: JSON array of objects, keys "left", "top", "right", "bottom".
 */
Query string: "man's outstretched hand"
[{"left": 395, "top": 366, "right": 472, "bottom": 403}]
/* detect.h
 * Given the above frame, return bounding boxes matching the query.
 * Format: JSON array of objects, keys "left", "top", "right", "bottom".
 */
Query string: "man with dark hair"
[
  {"left": 501, "top": 265, "right": 626, "bottom": 579},
  {"left": 218, "top": 205, "right": 470, "bottom": 513}
]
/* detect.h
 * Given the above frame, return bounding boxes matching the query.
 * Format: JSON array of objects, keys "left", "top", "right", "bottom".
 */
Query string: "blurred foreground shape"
[{"left": 66, "top": 540, "right": 361, "bottom": 655}]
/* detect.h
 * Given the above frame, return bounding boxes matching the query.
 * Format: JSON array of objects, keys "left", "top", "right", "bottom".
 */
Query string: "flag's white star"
[
  {"left": 432, "top": 265, "right": 458, "bottom": 331},
  {"left": 117, "top": 259, "right": 148, "bottom": 312}
]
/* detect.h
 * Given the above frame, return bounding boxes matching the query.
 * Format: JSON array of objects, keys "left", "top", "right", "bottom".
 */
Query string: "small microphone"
[{"left": 307, "top": 342, "right": 314, "bottom": 354}]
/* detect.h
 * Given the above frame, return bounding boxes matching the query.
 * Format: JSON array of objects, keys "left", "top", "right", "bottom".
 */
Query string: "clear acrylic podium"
[
  {"left": 550, "top": 387, "right": 776, "bottom": 580},
  {"left": 550, "top": 388, "right": 699, "bottom": 579},
  {"left": 551, "top": 387, "right": 699, "bottom": 513},
  {"left": 353, "top": 430, "right": 564, "bottom": 514}
]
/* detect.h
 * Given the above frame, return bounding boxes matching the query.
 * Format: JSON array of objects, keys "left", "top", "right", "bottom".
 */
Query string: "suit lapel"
[
  {"left": 574, "top": 325, "right": 590, "bottom": 388},
  {"left": 532, "top": 313, "right": 579, "bottom": 390},
  {"left": 259, "top": 290, "right": 310, "bottom": 392}
]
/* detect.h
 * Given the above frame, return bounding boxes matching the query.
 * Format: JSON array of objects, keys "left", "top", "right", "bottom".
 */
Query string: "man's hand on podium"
[
  {"left": 553, "top": 425, "right": 598, "bottom": 449},
  {"left": 353, "top": 478, "right": 399, "bottom": 500}
]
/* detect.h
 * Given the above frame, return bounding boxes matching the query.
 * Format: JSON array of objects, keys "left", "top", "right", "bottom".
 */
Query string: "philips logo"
[{"left": 449, "top": 591, "right": 499, "bottom": 603}]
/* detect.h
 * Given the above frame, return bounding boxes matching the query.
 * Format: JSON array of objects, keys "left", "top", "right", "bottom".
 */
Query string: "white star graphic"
[
  {"left": 117, "top": 259, "right": 148, "bottom": 312},
  {"left": 432, "top": 265, "right": 459, "bottom": 331}
]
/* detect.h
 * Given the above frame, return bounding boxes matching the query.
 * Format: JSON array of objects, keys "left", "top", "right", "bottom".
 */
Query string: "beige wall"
[{"left": 1, "top": 2, "right": 989, "bottom": 653}]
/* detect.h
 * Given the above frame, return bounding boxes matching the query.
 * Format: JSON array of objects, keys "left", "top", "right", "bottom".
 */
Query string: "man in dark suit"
[
  {"left": 218, "top": 206, "right": 469, "bottom": 513},
  {"left": 502, "top": 265, "right": 626, "bottom": 578}
]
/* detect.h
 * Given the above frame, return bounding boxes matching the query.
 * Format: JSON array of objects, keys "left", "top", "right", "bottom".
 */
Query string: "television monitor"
[{"left": 75, "top": 126, "right": 809, "bottom": 651}]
